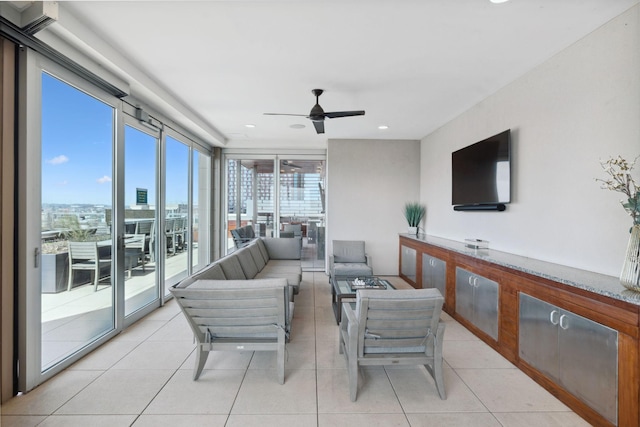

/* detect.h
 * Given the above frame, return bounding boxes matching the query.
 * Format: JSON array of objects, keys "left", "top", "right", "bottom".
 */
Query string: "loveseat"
[{"left": 176, "top": 236, "right": 302, "bottom": 297}]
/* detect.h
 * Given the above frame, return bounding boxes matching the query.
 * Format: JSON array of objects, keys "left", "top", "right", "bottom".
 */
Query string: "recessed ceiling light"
[
  {"left": 378, "top": 125, "right": 389, "bottom": 130},
  {"left": 490, "top": 0, "right": 510, "bottom": 3},
  {"left": 290, "top": 124, "right": 306, "bottom": 129},
  {"left": 244, "top": 124, "right": 256, "bottom": 128}
]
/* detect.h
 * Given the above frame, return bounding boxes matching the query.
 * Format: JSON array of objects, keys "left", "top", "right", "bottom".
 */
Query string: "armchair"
[
  {"left": 338, "top": 288, "right": 446, "bottom": 401},
  {"left": 330, "top": 240, "right": 373, "bottom": 279}
]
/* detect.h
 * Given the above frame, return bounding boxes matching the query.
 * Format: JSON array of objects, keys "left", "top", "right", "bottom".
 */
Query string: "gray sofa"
[{"left": 177, "top": 236, "right": 302, "bottom": 297}]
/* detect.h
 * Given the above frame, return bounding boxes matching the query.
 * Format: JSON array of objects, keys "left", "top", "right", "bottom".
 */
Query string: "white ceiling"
[{"left": 36, "top": 0, "right": 640, "bottom": 148}]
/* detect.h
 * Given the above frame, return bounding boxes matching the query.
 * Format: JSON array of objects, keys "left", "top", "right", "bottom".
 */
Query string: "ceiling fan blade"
[
  {"left": 313, "top": 121, "right": 325, "bottom": 134},
  {"left": 282, "top": 160, "right": 303, "bottom": 168},
  {"left": 263, "top": 113, "right": 308, "bottom": 117},
  {"left": 324, "top": 110, "right": 365, "bottom": 119}
]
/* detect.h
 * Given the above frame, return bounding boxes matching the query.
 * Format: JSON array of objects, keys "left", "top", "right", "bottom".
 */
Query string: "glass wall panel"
[
  {"left": 164, "top": 136, "right": 189, "bottom": 290},
  {"left": 226, "top": 159, "right": 274, "bottom": 253},
  {"left": 40, "top": 72, "right": 115, "bottom": 370},
  {"left": 192, "top": 149, "right": 210, "bottom": 273},
  {"left": 123, "top": 125, "right": 158, "bottom": 316},
  {"left": 279, "top": 159, "right": 325, "bottom": 269}
]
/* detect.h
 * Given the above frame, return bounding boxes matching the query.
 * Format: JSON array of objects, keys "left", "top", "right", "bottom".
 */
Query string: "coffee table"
[{"left": 330, "top": 276, "right": 395, "bottom": 324}]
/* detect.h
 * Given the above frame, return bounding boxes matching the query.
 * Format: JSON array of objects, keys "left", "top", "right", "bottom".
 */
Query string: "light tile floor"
[{"left": 1, "top": 273, "right": 591, "bottom": 427}]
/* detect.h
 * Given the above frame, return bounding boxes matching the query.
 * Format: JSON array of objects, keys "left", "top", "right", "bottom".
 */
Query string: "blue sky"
[{"left": 42, "top": 73, "right": 191, "bottom": 207}]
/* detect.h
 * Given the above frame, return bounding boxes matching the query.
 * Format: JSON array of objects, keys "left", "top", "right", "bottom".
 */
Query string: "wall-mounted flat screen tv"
[{"left": 451, "top": 129, "right": 511, "bottom": 208}]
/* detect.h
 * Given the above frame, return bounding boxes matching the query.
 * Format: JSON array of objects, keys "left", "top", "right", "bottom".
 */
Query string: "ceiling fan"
[{"left": 264, "top": 89, "right": 365, "bottom": 134}]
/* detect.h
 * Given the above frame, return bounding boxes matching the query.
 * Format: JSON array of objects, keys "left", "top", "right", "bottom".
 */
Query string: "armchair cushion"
[
  {"left": 333, "top": 240, "right": 367, "bottom": 263},
  {"left": 333, "top": 262, "right": 373, "bottom": 277}
]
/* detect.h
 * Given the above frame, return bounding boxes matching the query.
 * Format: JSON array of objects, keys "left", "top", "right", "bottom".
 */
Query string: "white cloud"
[
  {"left": 46, "top": 155, "right": 69, "bottom": 165},
  {"left": 97, "top": 175, "right": 112, "bottom": 184}
]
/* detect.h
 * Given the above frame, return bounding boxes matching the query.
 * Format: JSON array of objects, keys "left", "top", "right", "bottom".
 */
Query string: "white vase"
[
  {"left": 621, "top": 224, "right": 640, "bottom": 292},
  {"left": 408, "top": 226, "right": 418, "bottom": 235}
]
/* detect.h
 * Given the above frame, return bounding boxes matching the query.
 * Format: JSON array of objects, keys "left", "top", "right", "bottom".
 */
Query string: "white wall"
[
  {"left": 327, "top": 139, "right": 420, "bottom": 275},
  {"left": 420, "top": 6, "right": 640, "bottom": 277}
]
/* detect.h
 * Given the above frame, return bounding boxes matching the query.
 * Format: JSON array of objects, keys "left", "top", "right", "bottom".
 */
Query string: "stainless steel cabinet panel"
[
  {"left": 519, "top": 294, "right": 560, "bottom": 379},
  {"left": 473, "top": 275, "right": 499, "bottom": 341},
  {"left": 400, "top": 245, "right": 417, "bottom": 283},
  {"left": 519, "top": 293, "right": 618, "bottom": 425},
  {"left": 558, "top": 310, "right": 618, "bottom": 425},
  {"left": 455, "top": 267, "right": 474, "bottom": 324},
  {"left": 422, "top": 254, "right": 446, "bottom": 301},
  {"left": 455, "top": 267, "right": 499, "bottom": 340}
]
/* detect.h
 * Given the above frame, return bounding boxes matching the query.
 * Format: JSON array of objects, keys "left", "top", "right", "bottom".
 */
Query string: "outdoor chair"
[
  {"left": 330, "top": 240, "right": 373, "bottom": 279},
  {"left": 67, "top": 241, "right": 111, "bottom": 292},
  {"left": 339, "top": 288, "right": 446, "bottom": 401},
  {"left": 283, "top": 223, "right": 302, "bottom": 238},
  {"left": 124, "top": 234, "right": 146, "bottom": 278}
]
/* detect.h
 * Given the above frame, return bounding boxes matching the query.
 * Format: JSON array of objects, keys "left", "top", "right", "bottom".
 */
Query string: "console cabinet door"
[
  {"left": 519, "top": 293, "right": 559, "bottom": 380},
  {"left": 455, "top": 267, "right": 474, "bottom": 324},
  {"left": 400, "top": 245, "right": 417, "bottom": 283},
  {"left": 422, "top": 255, "right": 446, "bottom": 301},
  {"left": 519, "top": 293, "right": 618, "bottom": 426},
  {"left": 473, "top": 275, "right": 499, "bottom": 340},
  {"left": 558, "top": 310, "right": 618, "bottom": 425},
  {"left": 456, "top": 267, "right": 499, "bottom": 340}
]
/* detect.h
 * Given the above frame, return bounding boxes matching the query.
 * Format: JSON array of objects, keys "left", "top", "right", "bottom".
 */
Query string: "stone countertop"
[{"left": 399, "top": 233, "right": 640, "bottom": 307}]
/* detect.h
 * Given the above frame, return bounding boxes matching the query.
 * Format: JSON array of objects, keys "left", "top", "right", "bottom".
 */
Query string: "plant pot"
[
  {"left": 621, "top": 224, "right": 640, "bottom": 291},
  {"left": 41, "top": 252, "right": 69, "bottom": 293},
  {"left": 408, "top": 226, "right": 418, "bottom": 235}
]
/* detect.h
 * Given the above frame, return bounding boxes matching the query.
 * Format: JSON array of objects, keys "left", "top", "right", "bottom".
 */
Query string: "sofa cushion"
[
  {"left": 248, "top": 243, "right": 267, "bottom": 271},
  {"left": 235, "top": 247, "right": 260, "bottom": 279},
  {"left": 263, "top": 237, "right": 302, "bottom": 260},
  {"left": 195, "top": 262, "right": 226, "bottom": 280},
  {"left": 263, "top": 259, "right": 301, "bottom": 268},
  {"left": 255, "top": 238, "right": 270, "bottom": 263},
  {"left": 218, "top": 255, "right": 247, "bottom": 279},
  {"left": 254, "top": 270, "right": 301, "bottom": 292}
]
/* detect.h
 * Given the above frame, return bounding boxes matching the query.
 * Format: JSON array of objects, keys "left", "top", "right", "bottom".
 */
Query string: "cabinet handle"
[
  {"left": 559, "top": 314, "right": 569, "bottom": 330},
  {"left": 549, "top": 310, "right": 560, "bottom": 325},
  {"left": 473, "top": 277, "right": 479, "bottom": 287},
  {"left": 468, "top": 276, "right": 474, "bottom": 286}
]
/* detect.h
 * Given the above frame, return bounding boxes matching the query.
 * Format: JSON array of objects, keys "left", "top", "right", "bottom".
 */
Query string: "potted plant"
[
  {"left": 597, "top": 155, "right": 640, "bottom": 291},
  {"left": 404, "top": 202, "right": 426, "bottom": 235}
]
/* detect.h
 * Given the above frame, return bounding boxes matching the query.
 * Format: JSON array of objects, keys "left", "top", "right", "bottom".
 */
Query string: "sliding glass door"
[
  {"left": 224, "top": 155, "right": 325, "bottom": 269},
  {"left": 20, "top": 51, "right": 213, "bottom": 392},
  {"left": 164, "top": 135, "right": 189, "bottom": 293},
  {"left": 30, "top": 67, "right": 117, "bottom": 387},
  {"left": 226, "top": 158, "right": 275, "bottom": 253},
  {"left": 123, "top": 123, "right": 159, "bottom": 317},
  {"left": 279, "top": 159, "right": 326, "bottom": 270}
]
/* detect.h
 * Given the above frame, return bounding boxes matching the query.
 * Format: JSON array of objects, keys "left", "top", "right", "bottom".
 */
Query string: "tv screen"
[{"left": 452, "top": 129, "right": 511, "bottom": 207}]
